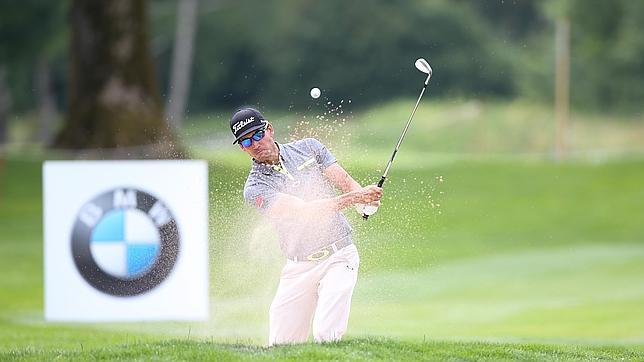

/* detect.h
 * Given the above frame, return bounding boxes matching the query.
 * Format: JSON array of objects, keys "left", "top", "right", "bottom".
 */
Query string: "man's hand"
[
  {"left": 323, "top": 163, "right": 383, "bottom": 214},
  {"left": 354, "top": 186, "right": 382, "bottom": 217},
  {"left": 353, "top": 185, "right": 383, "bottom": 204}
]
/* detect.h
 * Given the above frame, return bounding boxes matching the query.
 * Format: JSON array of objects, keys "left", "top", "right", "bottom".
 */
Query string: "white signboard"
[{"left": 43, "top": 160, "right": 209, "bottom": 321}]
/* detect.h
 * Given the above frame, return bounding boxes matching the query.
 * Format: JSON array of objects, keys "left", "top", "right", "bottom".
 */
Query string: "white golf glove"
[{"left": 356, "top": 203, "right": 379, "bottom": 216}]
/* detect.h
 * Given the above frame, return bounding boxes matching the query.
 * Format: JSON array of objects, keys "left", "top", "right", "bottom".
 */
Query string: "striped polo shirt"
[{"left": 243, "top": 138, "right": 353, "bottom": 258}]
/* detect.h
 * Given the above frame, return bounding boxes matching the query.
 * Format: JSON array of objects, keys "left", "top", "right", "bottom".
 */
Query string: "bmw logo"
[{"left": 71, "top": 188, "right": 180, "bottom": 296}]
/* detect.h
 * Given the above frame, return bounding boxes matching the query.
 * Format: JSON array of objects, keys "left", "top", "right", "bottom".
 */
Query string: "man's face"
[{"left": 239, "top": 123, "right": 278, "bottom": 162}]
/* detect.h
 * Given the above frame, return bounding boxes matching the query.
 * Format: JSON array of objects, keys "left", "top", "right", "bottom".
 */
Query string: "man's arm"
[
  {"left": 324, "top": 162, "right": 381, "bottom": 213},
  {"left": 265, "top": 185, "right": 382, "bottom": 221},
  {"left": 323, "top": 163, "right": 362, "bottom": 193}
]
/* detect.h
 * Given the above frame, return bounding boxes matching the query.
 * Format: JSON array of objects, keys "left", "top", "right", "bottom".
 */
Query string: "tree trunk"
[
  {"left": 36, "top": 56, "right": 57, "bottom": 145},
  {"left": 165, "top": 0, "right": 199, "bottom": 129},
  {"left": 0, "top": 65, "right": 10, "bottom": 145},
  {"left": 554, "top": 16, "right": 570, "bottom": 161},
  {"left": 54, "top": 0, "right": 179, "bottom": 156}
]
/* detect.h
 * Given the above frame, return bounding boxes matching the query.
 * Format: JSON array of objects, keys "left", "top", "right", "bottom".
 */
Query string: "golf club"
[{"left": 363, "top": 58, "right": 433, "bottom": 220}]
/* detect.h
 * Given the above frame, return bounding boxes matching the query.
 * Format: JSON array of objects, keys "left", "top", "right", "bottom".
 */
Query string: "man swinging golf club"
[
  {"left": 231, "top": 107, "right": 382, "bottom": 345},
  {"left": 234, "top": 58, "right": 432, "bottom": 345}
]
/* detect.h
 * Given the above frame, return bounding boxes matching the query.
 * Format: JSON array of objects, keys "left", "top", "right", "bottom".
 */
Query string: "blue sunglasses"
[{"left": 239, "top": 128, "right": 266, "bottom": 148}]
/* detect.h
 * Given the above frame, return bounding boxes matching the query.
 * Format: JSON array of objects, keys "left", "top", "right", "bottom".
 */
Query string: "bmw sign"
[
  {"left": 71, "top": 188, "right": 180, "bottom": 296},
  {"left": 44, "top": 160, "right": 208, "bottom": 321}
]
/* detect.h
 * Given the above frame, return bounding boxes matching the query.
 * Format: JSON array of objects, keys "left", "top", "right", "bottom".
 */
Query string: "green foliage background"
[{"left": 2, "top": 0, "right": 644, "bottom": 114}]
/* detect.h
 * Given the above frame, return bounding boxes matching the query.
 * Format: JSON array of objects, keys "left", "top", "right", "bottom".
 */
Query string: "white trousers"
[{"left": 268, "top": 244, "right": 359, "bottom": 346}]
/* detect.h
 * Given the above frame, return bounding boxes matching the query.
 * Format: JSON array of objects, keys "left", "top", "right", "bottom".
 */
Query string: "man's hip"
[{"left": 287, "top": 236, "right": 353, "bottom": 263}]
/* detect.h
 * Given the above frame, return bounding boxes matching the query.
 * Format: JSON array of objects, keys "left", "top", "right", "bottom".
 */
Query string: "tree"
[
  {"left": 165, "top": 0, "right": 200, "bottom": 129},
  {"left": 36, "top": 57, "right": 58, "bottom": 144},
  {"left": 54, "top": 0, "right": 179, "bottom": 156},
  {"left": 35, "top": 3, "right": 67, "bottom": 145},
  {"left": 0, "top": 67, "right": 9, "bottom": 145}
]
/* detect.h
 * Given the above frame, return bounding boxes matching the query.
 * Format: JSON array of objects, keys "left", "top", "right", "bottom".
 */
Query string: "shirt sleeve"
[
  {"left": 243, "top": 178, "right": 278, "bottom": 213},
  {"left": 305, "top": 138, "right": 337, "bottom": 169}
]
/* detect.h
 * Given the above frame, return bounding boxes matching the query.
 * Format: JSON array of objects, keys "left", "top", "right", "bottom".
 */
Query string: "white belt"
[{"left": 288, "top": 237, "right": 352, "bottom": 262}]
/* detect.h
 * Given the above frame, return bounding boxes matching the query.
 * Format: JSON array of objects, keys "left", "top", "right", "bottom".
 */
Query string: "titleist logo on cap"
[{"left": 233, "top": 117, "right": 255, "bottom": 133}]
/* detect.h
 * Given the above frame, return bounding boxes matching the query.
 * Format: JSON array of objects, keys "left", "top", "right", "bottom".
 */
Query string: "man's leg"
[
  {"left": 312, "top": 244, "right": 359, "bottom": 342},
  {"left": 268, "top": 261, "right": 318, "bottom": 346}
]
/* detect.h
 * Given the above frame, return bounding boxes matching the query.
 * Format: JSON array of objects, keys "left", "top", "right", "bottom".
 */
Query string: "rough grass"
[{"left": 4, "top": 338, "right": 644, "bottom": 361}]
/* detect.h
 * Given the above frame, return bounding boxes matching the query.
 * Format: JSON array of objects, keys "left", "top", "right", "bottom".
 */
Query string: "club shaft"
[
  {"left": 363, "top": 76, "right": 430, "bottom": 220},
  {"left": 381, "top": 81, "right": 428, "bottom": 179}
]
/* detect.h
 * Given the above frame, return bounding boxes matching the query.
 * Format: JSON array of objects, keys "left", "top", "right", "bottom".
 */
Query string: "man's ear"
[{"left": 267, "top": 122, "right": 274, "bottom": 136}]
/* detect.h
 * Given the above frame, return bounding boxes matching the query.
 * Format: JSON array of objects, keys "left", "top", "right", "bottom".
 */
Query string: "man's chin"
[{"left": 254, "top": 150, "right": 274, "bottom": 161}]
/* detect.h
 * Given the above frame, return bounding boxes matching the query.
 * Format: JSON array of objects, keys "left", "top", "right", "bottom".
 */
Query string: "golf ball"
[{"left": 310, "top": 87, "right": 321, "bottom": 99}]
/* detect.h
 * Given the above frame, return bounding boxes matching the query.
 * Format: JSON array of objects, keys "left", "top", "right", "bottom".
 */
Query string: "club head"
[{"left": 415, "top": 58, "right": 432, "bottom": 76}]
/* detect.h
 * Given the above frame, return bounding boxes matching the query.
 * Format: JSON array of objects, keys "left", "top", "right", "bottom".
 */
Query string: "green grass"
[
  {"left": 4, "top": 338, "right": 644, "bottom": 361},
  {"left": 2, "top": 157, "right": 643, "bottom": 359},
  {"left": 1, "top": 99, "right": 644, "bottom": 359}
]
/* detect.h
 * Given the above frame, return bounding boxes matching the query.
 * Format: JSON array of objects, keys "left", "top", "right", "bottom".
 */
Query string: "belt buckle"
[{"left": 306, "top": 248, "right": 330, "bottom": 261}]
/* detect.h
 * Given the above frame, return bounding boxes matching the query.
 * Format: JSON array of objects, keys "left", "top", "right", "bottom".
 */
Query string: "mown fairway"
[{"left": 1, "top": 101, "right": 643, "bottom": 359}]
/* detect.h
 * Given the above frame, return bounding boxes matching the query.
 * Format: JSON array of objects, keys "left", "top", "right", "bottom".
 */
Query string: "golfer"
[{"left": 231, "top": 107, "right": 382, "bottom": 345}]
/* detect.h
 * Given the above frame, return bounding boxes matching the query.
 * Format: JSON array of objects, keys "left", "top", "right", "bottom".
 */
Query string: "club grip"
[{"left": 363, "top": 176, "right": 386, "bottom": 220}]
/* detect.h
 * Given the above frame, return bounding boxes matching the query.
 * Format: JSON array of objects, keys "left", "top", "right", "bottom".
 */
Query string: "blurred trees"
[
  {"left": 188, "top": 0, "right": 514, "bottom": 111},
  {"left": 53, "top": 0, "right": 176, "bottom": 151},
  {"left": 181, "top": 0, "right": 644, "bottom": 113},
  {"left": 1, "top": 0, "right": 643, "bottom": 142},
  {"left": 567, "top": 0, "right": 644, "bottom": 111},
  {"left": 514, "top": 0, "right": 644, "bottom": 113},
  {"left": 0, "top": 1, "right": 65, "bottom": 144}
]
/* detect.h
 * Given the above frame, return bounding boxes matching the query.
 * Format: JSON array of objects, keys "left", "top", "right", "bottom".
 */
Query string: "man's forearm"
[
  {"left": 343, "top": 178, "right": 362, "bottom": 193},
  {"left": 295, "top": 191, "right": 360, "bottom": 217},
  {"left": 324, "top": 163, "right": 363, "bottom": 193},
  {"left": 266, "top": 183, "right": 380, "bottom": 221}
]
